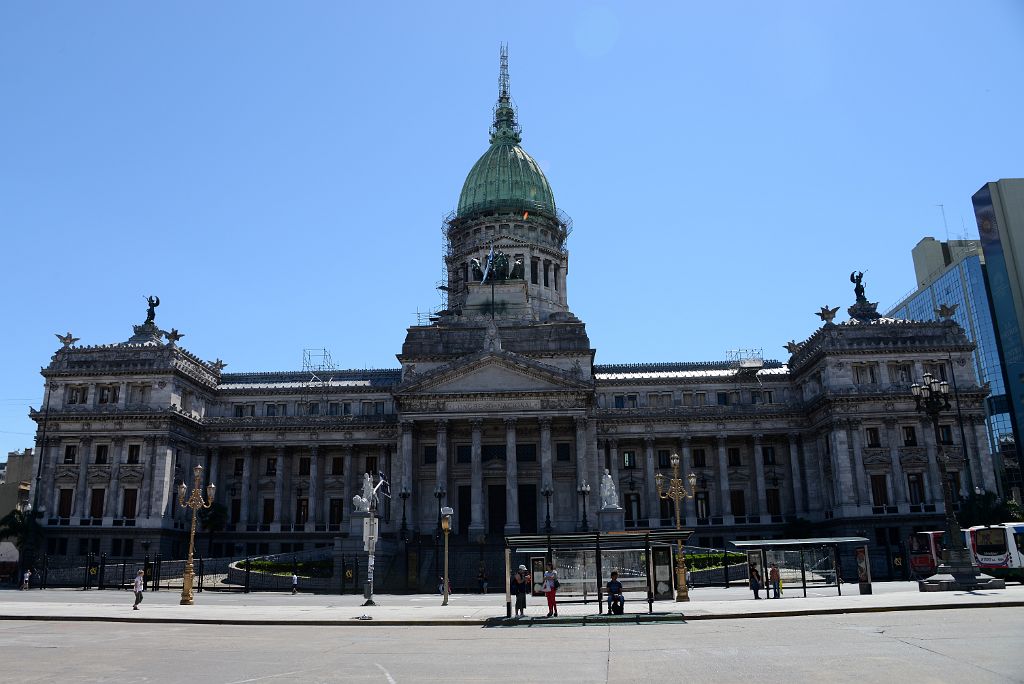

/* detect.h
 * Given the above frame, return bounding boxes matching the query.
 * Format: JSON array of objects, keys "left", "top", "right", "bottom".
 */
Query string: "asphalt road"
[{"left": 0, "top": 607, "right": 1021, "bottom": 683}]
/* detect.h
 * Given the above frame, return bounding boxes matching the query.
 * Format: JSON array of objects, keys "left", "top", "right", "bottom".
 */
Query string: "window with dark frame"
[
  {"left": 234, "top": 458, "right": 244, "bottom": 476},
  {"left": 58, "top": 488, "right": 73, "bottom": 518},
  {"left": 332, "top": 456, "right": 343, "bottom": 475},
  {"left": 89, "top": 489, "right": 105, "bottom": 519},
  {"left": 299, "top": 457, "right": 311, "bottom": 476},
  {"left": 657, "top": 449, "right": 671, "bottom": 468},
  {"left": 762, "top": 446, "right": 776, "bottom": 465},
  {"left": 64, "top": 445, "right": 77, "bottom": 464},
  {"left": 730, "top": 490, "right": 746, "bottom": 516},
  {"left": 766, "top": 488, "right": 781, "bottom": 516},
  {"left": 556, "top": 442, "right": 572, "bottom": 462},
  {"left": 94, "top": 444, "right": 109, "bottom": 465},
  {"left": 939, "top": 425, "right": 954, "bottom": 445},
  {"left": 456, "top": 445, "right": 472, "bottom": 464},
  {"left": 516, "top": 443, "right": 537, "bottom": 462},
  {"left": 622, "top": 450, "right": 637, "bottom": 469},
  {"left": 866, "top": 427, "right": 881, "bottom": 448},
  {"left": 727, "top": 447, "right": 741, "bottom": 468},
  {"left": 122, "top": 489, "right": 138, "bottom": 519},
  {"left": 692, "top": 448, "right": 707, "bottom": 468},
  {"left": 127, "top": 444, "right": 141, "bottom": 464},
  {"left": 266, "top": 457, "right": 277, "bottom": 476},
  {"left": 902, "top": 426, "right": 918, "bottom": 447},
  {"left": 870, "top": 474, "right": 889, "bottom": 506}
]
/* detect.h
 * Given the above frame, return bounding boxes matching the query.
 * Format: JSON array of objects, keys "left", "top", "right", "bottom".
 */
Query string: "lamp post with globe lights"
[
  {"left": 655, "top": 453, "right": 696, "bottom": 602},
  {"left": 177, "top": 465, "right": 215, "bottom": 605},
  {"left": 912, "top": 372, "right": 1003, "bottom": 591}
]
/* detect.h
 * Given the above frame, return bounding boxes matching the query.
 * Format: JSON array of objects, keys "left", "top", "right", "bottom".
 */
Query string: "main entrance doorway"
[
  {"left": 487, "top": 485, "right": 506, "bottom": 536},
  {"left": 518, "top": 484, "right": 538, "bottom": 533}
]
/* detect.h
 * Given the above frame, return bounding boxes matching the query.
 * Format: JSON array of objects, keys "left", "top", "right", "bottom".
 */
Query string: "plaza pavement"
[{"left": 0, "top": 581, "right": 1021, "bottom": 626}]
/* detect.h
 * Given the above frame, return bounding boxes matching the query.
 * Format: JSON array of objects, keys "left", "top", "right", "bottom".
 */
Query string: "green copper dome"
[{"left": 457, "top": 48, "right": 557, "bottom": 220}]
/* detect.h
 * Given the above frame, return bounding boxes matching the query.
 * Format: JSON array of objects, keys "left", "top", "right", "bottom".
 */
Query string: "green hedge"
[
  {"left": 684, "top": 552, "right": 746, "bottom": 572},
  {"left": 243, "top": 560, "right": 333, "bottom": 577}
]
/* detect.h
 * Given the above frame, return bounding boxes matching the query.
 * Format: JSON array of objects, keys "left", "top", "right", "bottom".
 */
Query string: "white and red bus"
[
  {"left": 967, "top": 524, "right": 1024, "bottom": 582},
  {"left": 908, "top": 531, "right": 945, "bottom": 577}
]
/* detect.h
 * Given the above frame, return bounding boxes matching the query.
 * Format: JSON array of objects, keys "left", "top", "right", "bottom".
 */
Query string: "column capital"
[
  {"left": 112, "top": 437, "right": 125, "bottom": 447},
  {"left": 309, "top": 445, "right": 319, "bottom": 457},
  {"left": 574, "top": 416, "right": 588, "bottom": 429},
  {"left": 608, "top": 438, "right": 618, "bottom": 449},
  {"left": 341, "top": 443, "right": 354, "bottom": 456},
  {"left": 678, "top": 435, "right": 690, "bottom": 447},
  {"left": 643, "top": 436, "right": 654, "bottom": 447},
  {"left": 470, "top": 418, "right": 484, "bottom": 431},
  {"left": 435, "top": 419, "right": 449, "bottom": 433},
  {"left": 539, "top": 417, "right": 552, "bottom": 430},
  {"left": 275, "top": 444, "right": 286, "bottom": 456},
  {"left": 752, "top": 433, "right": 763, "bottom": 443},
  {"left": 504, "top": 417, "right": 518, "bottom": 429},
  {"left": 401, "top": 420, "right": 415, "bottom": 433}
]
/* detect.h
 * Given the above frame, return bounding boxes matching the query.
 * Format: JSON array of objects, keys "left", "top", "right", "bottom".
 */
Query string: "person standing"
[
  {"left": 132, "top": 569, "right": 145, "bottom": 610},
  {"left": 477, "top": 564, "right": 488, "bottom": 594},
  {"left": 292, "top": 572, "right": 299, "bottom": 595},
  {"left": 769, "top": 563, "right": 781, "bottom": 599},
  {"left": 21, "top": 568, "right": 31, "bottom": 590},
  {"left": 511, "top": 565, "right": 528, "bottom": 617},
  {"left": 749, "top": 563, "right": 762, "bottom": 600},
  {"left": 542, "top": 562, "right": 558, "bottom": 617}
]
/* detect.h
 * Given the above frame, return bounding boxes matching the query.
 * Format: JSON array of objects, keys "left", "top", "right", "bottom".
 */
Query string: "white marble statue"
[
  {"left": 600, "top": 468, "right": 620, "bottom": 509},
  {"left": 352, "top": 472, "right": 375, "bottom": 512}
]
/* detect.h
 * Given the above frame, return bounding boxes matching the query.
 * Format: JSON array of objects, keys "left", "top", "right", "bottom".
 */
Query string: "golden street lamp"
[
  {"left": 655, "top": 453, "right": 697, "bottom": 602},
  {"left": 177, "top": 464, "right": 215, "bottom": 605},
  {"left": 440, "top": 506, "right": 453, "bottom": 606}
]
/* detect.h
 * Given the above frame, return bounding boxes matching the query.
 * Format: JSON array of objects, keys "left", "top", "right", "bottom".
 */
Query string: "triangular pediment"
[{"left": 398, "top": 351, "right": 591, "bottom": 396}]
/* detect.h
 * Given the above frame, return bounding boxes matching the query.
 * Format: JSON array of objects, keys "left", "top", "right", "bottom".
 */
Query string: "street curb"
[{"left": 0, "top": 600, "right": 1021, "bottom": 627}]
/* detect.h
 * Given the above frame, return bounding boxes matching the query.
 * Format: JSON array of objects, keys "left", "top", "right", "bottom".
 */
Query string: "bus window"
[
  {"left": 1014, "top": 531, "right": 1024, "bottom": 555},
  {"left": 909, "top": 534, "right": 928, "bottom": 553},
  {"left": 975, "top": 528, "right": 1008, "bottom": 555}
]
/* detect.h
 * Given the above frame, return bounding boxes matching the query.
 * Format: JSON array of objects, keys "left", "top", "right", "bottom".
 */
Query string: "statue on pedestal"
[{"left": 600, "top": 468, "right": 620, "bottom": 510}]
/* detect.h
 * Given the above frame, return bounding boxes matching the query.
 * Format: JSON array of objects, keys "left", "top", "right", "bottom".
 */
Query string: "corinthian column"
[
  {"left": 505, "top": 418, "right": 520, "bottom": 534},
  {"left": 469, "top": 419, "right": 484, "bottom": 539}
]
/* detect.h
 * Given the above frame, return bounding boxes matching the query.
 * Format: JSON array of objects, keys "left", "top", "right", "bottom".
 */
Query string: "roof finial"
[{"left": 490, "top": 43, "right": 521, "bottom": 145}]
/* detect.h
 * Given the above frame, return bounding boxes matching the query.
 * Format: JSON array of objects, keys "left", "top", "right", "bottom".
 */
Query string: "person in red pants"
[{"left": 542, "top": 562, "right": 559, "bottom": 617}]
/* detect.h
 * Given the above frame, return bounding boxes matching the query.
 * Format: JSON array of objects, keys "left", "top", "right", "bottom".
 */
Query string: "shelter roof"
[
  {"left": 506, "top": 530, "right": 693, "bottom": 552},
  {"left": 729, "top": 537, "right": 868, "bottom": 549}
]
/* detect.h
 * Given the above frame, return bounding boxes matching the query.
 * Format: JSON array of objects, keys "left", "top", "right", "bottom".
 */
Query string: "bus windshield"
[{"left": 974, "top": 528, "right": 1007, "bottom": 555}]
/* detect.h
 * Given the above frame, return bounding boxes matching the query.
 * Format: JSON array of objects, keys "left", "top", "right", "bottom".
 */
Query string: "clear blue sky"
[{"left": 2, "top": 1, "right": 1023, "bottom": 458}]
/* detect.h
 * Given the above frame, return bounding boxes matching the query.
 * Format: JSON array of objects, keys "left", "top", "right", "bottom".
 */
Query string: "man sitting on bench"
[{"left": 607, "top": 571, "right": 625, "bottom": 614}]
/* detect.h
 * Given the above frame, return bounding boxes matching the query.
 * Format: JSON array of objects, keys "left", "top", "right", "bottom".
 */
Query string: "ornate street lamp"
[
  {"left": 577, "top": 481, "right": 591, "bottom": 532},
  {"left": 655, "top": 453, "right": 697, "bottom": 602},
  {"left": 440, "top": 506, "right": 453, "bottom": 605},
  {"left": 911, "top": 373, "right": 996, "bottom": 590},
  {"left": 541, "top": 484, "right": 553, "bottom": 534},
  {"left": 177, "top": 465, "right": 215, "bottom": 605}
]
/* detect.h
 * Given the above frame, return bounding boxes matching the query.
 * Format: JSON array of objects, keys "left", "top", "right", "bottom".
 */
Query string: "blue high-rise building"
[{"left": 887, "top": 237, "right": 1019, "bottom": 500}]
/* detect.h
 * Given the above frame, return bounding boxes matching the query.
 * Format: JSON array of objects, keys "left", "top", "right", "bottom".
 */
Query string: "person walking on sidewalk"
[
  {"left": 292, "top": 572, "right": 299, "bottom": 595},
  {"left": 21, "top": 568, "right": 31, "bottom": 590},
  {"left": 132, "top": 569, "right": 145, "bottom": 610},
  {"left": 542, "top": 562, "right": 559, "bottom": 617},
  {"left": 769, "top": 563, "right": 781, "bottom": 599},
  {"left": 511, "top": 565, "right": 528, "bottom": 617}
]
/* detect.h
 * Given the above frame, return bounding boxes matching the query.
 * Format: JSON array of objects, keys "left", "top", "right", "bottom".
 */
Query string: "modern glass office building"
[{"left": 887, "top": 238, "right": 1018, "bottom": 498}]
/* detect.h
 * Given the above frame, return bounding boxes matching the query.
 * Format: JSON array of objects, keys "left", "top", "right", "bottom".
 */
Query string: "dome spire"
[{"left": 490, "top": 43, "right": 521, "bottom": 145}]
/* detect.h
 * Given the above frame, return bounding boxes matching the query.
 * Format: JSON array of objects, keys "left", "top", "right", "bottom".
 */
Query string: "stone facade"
[{"left": 27, "top": 55, "right": 997, "bottom": 571}]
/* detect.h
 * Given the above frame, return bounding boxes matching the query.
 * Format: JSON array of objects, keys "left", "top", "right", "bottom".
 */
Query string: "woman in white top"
[
  {"left": 133, "top": 569, "right": 145, "bottom": 610},
  {"left": 542, "top": 562, "right": 558, "bottom": 617}
]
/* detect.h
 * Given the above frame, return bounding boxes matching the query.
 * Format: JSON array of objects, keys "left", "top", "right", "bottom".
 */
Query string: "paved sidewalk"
[{"left": 0, "top": 582, "right": 1020, "bottom": 626}]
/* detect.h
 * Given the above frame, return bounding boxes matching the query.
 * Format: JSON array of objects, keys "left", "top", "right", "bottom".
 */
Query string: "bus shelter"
[
  {"left": 503, "top": 529, "right": 692, "bottom": 617},
  {"left": 730, "top": 537, "right": 870, "bottom": 598}
]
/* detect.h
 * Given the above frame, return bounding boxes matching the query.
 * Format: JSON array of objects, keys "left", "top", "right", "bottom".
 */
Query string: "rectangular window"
[
  {"left": 556, "top": 443, "right": 572, "bottom": 462},
  {"left": 234, "top": 458, "right": 244, "bottom": 476},
  {"left": 329, "top": 498, "right": 344, "bottom": 525},
  {"left": 553, "top": 264, "right": 560, "bottom": 291},
  {"left": 262, "top": 499, "right": 275, "bottom": 524},
  {"left": 234, "top": 404, "right": 255, "bottom": 417},
  {"left": 728, "top": 448, "right": 741, "bottom": 468},
  {"left": 98, "top": 386, "right": 118, "bottom": 404},
  {"left": 94, "top": 444, "right": 109, "bottom": 465},
  {"left": 364, "top": 456, "right": 377, "bottom": 475},
  {"left": 717, "top": 392, "right": 729, "bottom": 406},
  {"left": 866, "top": 427, "right": 881, "bottom": 448},
  {"left": 692, "top": 448, "right": 707, "bottom": 468},
  {"left": 946, "top": 471, "right": 961, "bottom": 497},
  {"left": 230, "top": 498, "right": 241, "bottom": 524},
  {"left": 924, "top": 362, "right": 948, "bottom": 381},
  {"left": 622, "top": 450, "right": 637, "bottom": 469},
  {"left": 64, "top": 445, "right": 77, "bottom": 464},
  {"left": 89, "top": 489, "right": 105, "bottom": 519},
  {"left": 695, "top": 392, "right": 707, "bottom": 406},
  {"left": 516, "top": 444, "right": 537, "bottom": 462},
  {"left": 266, "top": 457, "right": 277, "bottom": 476},
  {"left": 423, "top": 445, "right": 437, "bottom": 464},
  {"left": 762, "top": 446, "right": 776, "bottom": 465},
  {"left": 456, "top": 445, "right": 472, "bottom": 464},
  {"left": 902, "top": 426, "right": 918, "bottom": 447},
  {"left": 543, "top": 260, "right": 550, "bottom": 287},
  {"left": 332, "top": 457, "right": 343, "bottom": 475},
  {"left": 328, "top": 402, "right": 351, "bottom": 416},
  {"left": 854, "top": 364, "right": 877, "bottom": 384},
  {"left": 939, "top": 425, "right": 953, "bottom": 445},
  {"left": 121, "top": 489, "right": 138, "bottom": 519},
  {"left": 295, "top": 498, "right": 309, "bottom": 525},
  {"left": 306, "top": 402, "right": 320, "bottom": 416},
  {"left": 127, "top": 444, "right": 141, "bottom": 464},
  {"left": 907, "top": 473, "right": 925, "bottom": 505},
  {"left": 299, "top": 457, "right": 311, "bottom": 476},
  {"left": 695, "top": 491, "right": 709, "bottom": 519},
  {"left": 531, "top": 259, "right": 539, "bottom": 284},
  {"left": 730, "top": 490, "right": 746, "bottom": 516},
  {"left": 58, "top": 489, "right": 74, "bottom": 518},
  {"left": 482, "top": 444, "right": 506, "bottom": 462},
  {"left": 657, "top": 449, "right": 671, "bottom": 468},
  {"left": 265, "top": 403, "right": 278, "bottom": 417},
  {"left": 614, "top": 395, "right": 625, "bottom": 409},
  {"left": 751, "top": 390, "right": 762, "bottom": 404},
  {"left": 766, "top": 488, "right": 781, "bottom": 516},
  {"left": 871, "top": 474, "right": 889, "bottom": 506},
  {"left": 67, "top": 386, "right": 88, "bottom": 405},
  {"left": 762, "top": 390, "right": 774, "bottom": 404},
  {"left": 888, "top": 362, "right": 913, "bottom": 384}
]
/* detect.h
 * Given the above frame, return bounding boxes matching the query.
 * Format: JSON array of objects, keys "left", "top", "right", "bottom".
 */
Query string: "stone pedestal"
[
  {"left": 350, "top": 510, "right": 370, "bottom": 542},
  {"left": 918, "top": 563, "right": 1006, "bottom": 592},
  {"left": 598, "top": 506, "right": 625, "bottom": 532}
]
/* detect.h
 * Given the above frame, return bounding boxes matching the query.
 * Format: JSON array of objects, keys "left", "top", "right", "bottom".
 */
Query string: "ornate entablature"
[
  {"left": 86, "top": 465, "right": 112, "bottom": 484},
  {"left": 118, "top": 465, "right": 144, "bottom": 484},
  {"left": 899, "top": 447, "right": 929, "bottom": 469},
  {"left": 54, "top": 466, "right": 78, "bottom": 485}
]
